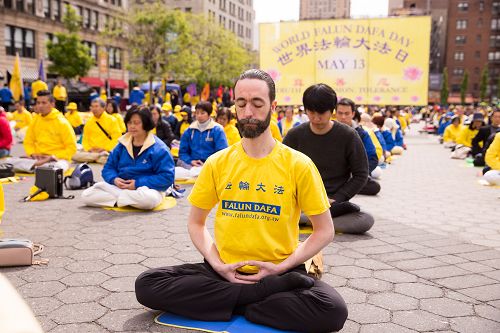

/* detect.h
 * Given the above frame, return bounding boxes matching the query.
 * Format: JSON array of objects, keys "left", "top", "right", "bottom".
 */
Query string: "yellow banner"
[{"left": 259, "top": 17, "right": 431, "bottom": 106}]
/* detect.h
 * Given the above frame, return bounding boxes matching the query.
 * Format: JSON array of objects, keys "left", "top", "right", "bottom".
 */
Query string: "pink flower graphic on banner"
[
  {"left": 392, "top": 96, "right": 400, "bottom": 102},
  {"left": 373, "top": 96, "right": 381, "bottom": 102},
  {"left": 411, "top": 95, "right": 420, "bottom": 102},
  {"left": 266, "top": 69, "right": 281, "bottom": 82},
  {"left": 355, "top": 96, "right": 363, "bottom": 102},
  {"left": 403, "top": 66, "right": 423, "bottom": 81},
  {"left": 284, "top": 96, "right": 291, "bottom": 103},
  {"left": 336, "top": 78, "right": 346, "bottom": 87}
]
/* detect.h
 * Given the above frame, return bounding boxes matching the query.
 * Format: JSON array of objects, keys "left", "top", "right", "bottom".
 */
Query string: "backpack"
[
  {"left": 0, "top": 163, "right": 15, "bottom": 178},
  {"left": 63, "top": 163, "right": 95, "bottom": 190}
]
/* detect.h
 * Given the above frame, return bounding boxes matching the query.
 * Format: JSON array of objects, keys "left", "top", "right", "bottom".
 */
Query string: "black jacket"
[
  {"left": 472, "top": 126, "right": 500, "bottom": 156},
  {"left": 156, "top": 119, "right": 175, "bottom": 148}
]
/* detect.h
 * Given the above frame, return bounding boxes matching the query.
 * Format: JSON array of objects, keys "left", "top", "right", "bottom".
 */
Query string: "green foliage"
[
  {"left": 460, "top": 70, "right": 468, "bottom": 105},
  {"left": 479, "top": 66, "right": 488, "bottom": 102},
  {"left": 440, "top": 67, "right": 449, "bottom": 105},
  {"left": 47, "top": 5, "right": 94, "bottom": 79}
]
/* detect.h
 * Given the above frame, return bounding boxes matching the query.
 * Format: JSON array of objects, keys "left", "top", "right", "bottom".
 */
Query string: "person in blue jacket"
[
  {"left": 384, "top": 117, "right": 405, "bottom": 154},
  {"left": 0, "top": 84, "right": 13, "bottom": 111},
  {"left": 336, "top": 98, "right": 381, "bottom": 196},
  {"left": 82, "top": 106, "right": 175, "bottom": 210},
  {"left": 128, "top": 85, "right": 145, "bottom": 106},
  {"left": 178, "top": 101, "right": 228, "bottom": 169}
]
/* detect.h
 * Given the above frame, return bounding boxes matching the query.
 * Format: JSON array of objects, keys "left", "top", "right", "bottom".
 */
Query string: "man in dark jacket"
[{"left": 472, "top": 109, "right": 500, "bottom": 166}]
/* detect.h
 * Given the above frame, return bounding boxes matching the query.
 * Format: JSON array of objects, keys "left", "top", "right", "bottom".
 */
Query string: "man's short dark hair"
[
  {"left": 234, "top": 69, "right": 276, "bottom": 103},
  {"left": 37, "top": 90, "right": 55, "bottom": 102},
  {"left": 216, "top": 107, "right": 233, "bottom": 121},
  {"left": 124, "top": 106, "right": 155, "bottom": 131},
  {"left": 337, "top": 98, "right": 356, "bottom": 113},
  {"left": 195, "top": 101, "right": 213, "bottom": 116},
  {"left": 302, "top": 84, "right": 337, "bottom": 114}
]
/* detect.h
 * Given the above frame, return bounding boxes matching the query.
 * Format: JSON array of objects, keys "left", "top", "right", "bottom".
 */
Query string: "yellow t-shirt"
[
  {"left": 180, "top": 121, "right": 190, "bottom": 136},
  {"left": 13, "top": 109, "right": 32, "bottom": 130},
  {"left": 111, "top": 113, "right": 126, "bottom": 134},
  {"left": 443, "top": 124, "right": 461, "bottom": 143},
  {"left": 65, "top": 111, "right": 83, "bottom": 129},
  {"left": 224, "top": 124, "right": 241, "bottom": 146},
  {"left": 270, "top": 120, "right": 283, "bottom": 142},
  {"left": 188, "top": 141, "right": 330, "bottom": 273},
  {"left": 52, "top": 85, "right": 67, "bottom": 101}
]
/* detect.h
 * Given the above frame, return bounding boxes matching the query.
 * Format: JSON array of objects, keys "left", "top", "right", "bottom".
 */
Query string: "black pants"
[
  {"left": 358, "top": 177, "right": 381, "bottom": 196},
  {"left": 55, "top": 100, "right": 66, "bottom": 114},
  {"left": 135, "top": 262, "right": 348, "bottom": 333}
]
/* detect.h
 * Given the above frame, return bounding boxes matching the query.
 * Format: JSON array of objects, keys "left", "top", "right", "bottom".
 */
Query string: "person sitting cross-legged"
[
  {"left": 6, "top": 90, "right": 76, "bottom": 173},
  {"left": 283, "top": 84, "right": 375, "bottom": 234},
  {"left": 82, "top": 107, "right": 175, "bottom": 210},
  {"left": 73, "top": 98, "right": 121, "bottom": 164},
  {"left": 135, "top": 69, "right": 348, "bottom": 333}
]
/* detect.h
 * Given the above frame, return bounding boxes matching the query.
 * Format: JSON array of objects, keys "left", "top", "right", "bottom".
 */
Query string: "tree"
[
  {"left": 182, "top": 13, "right": 253, "bottom": 87},
  {"left": 440, "top": 67, "right": 449, "bottom": 105},
  {"left": 479, "top": 66, "right": 488, "bottom": 102},
  {"left": 127, "top": 1, "right": 193, "bottom": 104},
  {"left": 47, "top": 5, "right": 94, "bottom": 79},
  {"left": 460, "top": 70, "right": 468, "bottom": 105}
]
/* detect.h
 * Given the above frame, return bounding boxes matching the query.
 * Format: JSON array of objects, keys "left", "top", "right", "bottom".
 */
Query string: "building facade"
[
  {"left": 0, "top": 0, "right": 129, "bottom": 95},
  {"left": 299, "top": 0, "right": 350, "bottom": 20},
  {"left": 163, "top": 0, "right": 255, "bottom": 49},
  {"left": 393, "top": 0, "right": 499, "bottom": 102}
]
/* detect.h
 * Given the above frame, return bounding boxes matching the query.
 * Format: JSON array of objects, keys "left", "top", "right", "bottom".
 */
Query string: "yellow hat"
[
  {"left": 66, "top": 102, "right": 77, "bottom": 110},
  {"left": 180, "top": 111, "right": 188, "bottom": 116},
  {"left": 174, "top": 105, "right": 182, "bottom": 113},
  {"left": 162, "top": 103, "right": 172, "bottom": 112}
]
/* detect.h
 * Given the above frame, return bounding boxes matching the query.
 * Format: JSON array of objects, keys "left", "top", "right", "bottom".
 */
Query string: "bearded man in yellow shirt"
[
  {"left": 6, "top": 90, "right": 76, "bottom": 173},
  {"left": 73, "top": 98, "right": 121, "bottom": 164},
  {"left": 135, "top": 69, "right": 348, "bottom": 333}
]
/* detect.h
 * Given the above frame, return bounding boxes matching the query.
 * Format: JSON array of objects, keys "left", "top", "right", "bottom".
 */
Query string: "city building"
[
  {"left": 0, "top": 0, "right": 129, "bottom": 101},
  {"left": 393, "top": 0, "right": 498, "bottom": 102},
  {"left": 162, "top": 0, "right": 255, "bottom": 49},
  {"left": 300, "top": 0, "right": 350, "bottom": 20}
]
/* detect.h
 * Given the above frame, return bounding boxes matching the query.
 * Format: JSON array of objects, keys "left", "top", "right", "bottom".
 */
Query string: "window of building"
[
  {"left": 5, "top": 26, "right": 36, "bottom": 58},
  {"left": 473, "top": 83, "right": 478, "bottom": 90},
  {"left": 490, "top": 35, "right": 500, "bottom": 47},
  {"left": 52, "top": 0, "right": 60, "bottom": 20},
  {"left": 475, "top": 51, "right": 480, "bottom": 58},
  {"left": 488, "top": 51, "right": 500, "bottom": 60},
  {"left": 91, "top": 11, "right": 98, "bottom": 30},
  {"left": 477, "top": 34, "right": 482, "bottom": 43},
  {"left": 494, "top": 2, "right": 500, "bottom": 14},
  {"left": 478, "top": 18, "right": 483, "bottom": 27},
  {"left": 453, "top": 68, "right": 464, "bottom": 76},
  {"left": 455, "top": 35, "right": 466, "bottom": 44},
  {"left": 456, "top": 20, "right": 467, "bottom": 29},
  {"left": 454, "top": 51, "right": 464, "bottom": 61},
  {"left": 4, "top": 0, "right": 13, "bottom": 9},
  {"left": 457, "top": 2, "right": 468, "bottom": 11},
  {"left": 43, "top": 0, "right": 51, "bottom": 18},
  {"left": 451, "top": 84, "right": 460, "bottom": 93},
  {"left": 474, "top": 67, "right": 480, "bottom": 75},
  {"left": 220, "top": 0, "right": 226, "bottom": 11},
  {"left": 45, "top": 33, "right": 58, "bottom": 58},
  {"left": 185, "top": 7, "right": 191, "bottom": 12},
  {"left": 26, "top": 0, "right": 35, "bottom": 14},
  {"left": 492, "top": 18, "right": 500, "bottom": 30},
  {"left": 480, "top": 0, "right": 484, "bottom": 11},
  {"left": 83, "top": 8, "right": 90, "bottom": 28},
  {"left": 16, "top": 0, "right": 24, "bottom": 12}
]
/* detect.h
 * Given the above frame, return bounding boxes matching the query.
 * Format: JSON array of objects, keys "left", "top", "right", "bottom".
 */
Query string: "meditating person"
[
  {"left": 384, "top": 117, "right": 405, "bottom": 155},
  {"left": 451, "top": 113, "right": 484, "bottom": 159},
  {"left": 151, "top": 104, "right": 175, "bottom": 148},
  {"left": 82, "top": 106, "right": 175, "bottom": 210},
  {"left": 64, "top": 102, "right": 84, "bottom": 135},
  {"left": 483, "top": 132, "right": 500, "bottom": 185},
  {"left": 472, "top": 109, "right": 500, "bottom": 166},
  {"left": 106, "top": 99, "right": 126, "bottom": 134},
  {"left": 442, "top": 115, "right": 462, "bottom": 148},
  {"left": 73, "top": 98, "right": 121, "bottom": 164},
  {"left": 284, "top": 84, "right": 375, "bottom": 234},
  {"left": 216, "top": 107, "right": 241, "bottom": 146},
  {"left": 278, "top": 106, "right": 300, "bottom": 137},
  {"left": 135, "top": 69, "right": 348, "bottom": 333},
  {"left": 12, "top": 100, "right": 32, "bottom": 141},
  {"left": 178, "top": 101, "right": 228, "bottom": 169},
  {"left": 6, "top": 90, "right": 76, "bottom": 172}
]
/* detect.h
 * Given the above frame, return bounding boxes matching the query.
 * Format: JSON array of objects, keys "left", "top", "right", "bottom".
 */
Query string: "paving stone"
[
  {"left": 359, "top": 323, "right": 417, "bottom": 333},
  {"left": 347, "top": 278, "right": 393, "bottom": 293},
  {"left": 37, "top": 316, "right": 57, "bottom": 332},
  {"left": 102, "top": 264, "right": 147, "bottom": 277},
  {"left": 49, "top": 323, "right": 107, "bottom": 333},
  {"left": 393, "top": 257, "right": 447, "bottom": 271},
  {"left": 19, "top": 281, "right": 66, "bottom": 298},
  {"left": 458, "top": 250, "right": 500, "bottom": 261},
  {"left": 368, "top": 292, "right": 418, "bottom": 311},
  {"left": 49, "top": 302, "right": 107, "bottom": 324},
  {"left": 456, "top": 262, "right": 496, "bottom": 273},
  {"left": 356, "top": 245, "right": 405, "bottom": 255},
  {"left": 56, "top": 286, "right": 108, "bottom": 304},
  {"left": 69, "top": 250, "right": 111, "bottom": 261},
  {"left": 139, "top": 247, "right": 179, "bottom": 258},
  {"left": 410, "top": 265, "right": 470, "bottom": 279},
  {"left": 474, "top": 304, "right": 500, "bottom": 323},
  {"left": 420, "top": 298, "right": 474, "bottom": 317},
  {"left": 97, "top": 309, "right": 153, "bottom": 331},
  {"left": 321, "top": 274, "right": 347, "bottom": 288},
  {"left": 450, "top": 316, "right": 500, "bottom": 333},
  {"left": 106, "top": 244, "right": 145, "bottom": 254},
  {"left": 482, "top": 270, "right": 500, "bottom": 282},
  {"left": 104, "top": 253, "right": 146, "bottom": 265},
  {"left": 435, "top": 274, "right": 498, "bottom": 289},
  {"left": 65, "top": 260, "right": 112, "bottom": 273},
  {"left": 338, "top": 320, "right": 360, "bottom": 333},
  {"left": 373, "top": 270, "right": 418, "bottom": 283},
  {"left": 459, "top": 284, "right": 500, "bottom": 302},
  {"left": 323, "top": 255, "right": 355, "bottom": 266},
  {"left": 479, "top": 258, "right": 500, "bottom": 269},
  {"left": 347, "top": 303, "right": 390, "bottom": 324},
  {"left": 332, "top": 265, "right": 372, "bottom": 279},
  {"left": 100, "top": 291, "right": 142, "bottom": 310},
  {"left": 335, "top": 287, "right": 368, "bottom": 304},
  {"left": 354, "top": 258, "right": 393, "bottom": 270},
  {"left": 61, "top": 272, "right": 110, "bottom": 287},
  {"left": 101, "top": 276, "right": 137, "bottom": 292},
  {"left": 393, "top": 310, "right": 450, "bottom": 331},
  {"left": 27, "top": 297, "right": 63, "bottom": 316},
  {"left": 395, "top": 283, "right": 444, "bottom": 298}
]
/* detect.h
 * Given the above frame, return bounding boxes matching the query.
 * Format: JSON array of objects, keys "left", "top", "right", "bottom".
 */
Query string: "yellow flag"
[{"left": 9, "top": 53, "right": 23, "bottom": 101}]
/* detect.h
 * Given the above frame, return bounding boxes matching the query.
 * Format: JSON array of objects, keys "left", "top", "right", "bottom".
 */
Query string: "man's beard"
[{"left": 236, "top": 110, "right": 272, "bottom": 139}]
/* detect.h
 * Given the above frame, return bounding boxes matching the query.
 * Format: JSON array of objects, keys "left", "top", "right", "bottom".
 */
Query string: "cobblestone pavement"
[{"left": 1, "top": 123, "right": 500, "bottom": 333}]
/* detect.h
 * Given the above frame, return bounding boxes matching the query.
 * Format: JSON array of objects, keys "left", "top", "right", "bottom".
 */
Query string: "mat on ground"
[
  {"left": 103, "top": 196, "right": 177, "bottom": 212},
  {"left": 155, "top": 312, "right": 297, "bottom": 333}
]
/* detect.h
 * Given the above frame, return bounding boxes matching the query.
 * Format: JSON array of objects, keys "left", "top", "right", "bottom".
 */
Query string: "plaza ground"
[{"left": 1, "top": 123, "right": 500, "bottom": 332}]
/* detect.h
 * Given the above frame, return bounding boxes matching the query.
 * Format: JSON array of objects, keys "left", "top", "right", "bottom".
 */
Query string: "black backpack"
[{"left": 0, "top": 163, "right": 15, "bottom": 178}]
